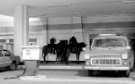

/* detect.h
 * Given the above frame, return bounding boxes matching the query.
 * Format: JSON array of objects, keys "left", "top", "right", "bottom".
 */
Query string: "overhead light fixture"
[{"left": 29, "top": 17, "right": 40, "bottom": 22}]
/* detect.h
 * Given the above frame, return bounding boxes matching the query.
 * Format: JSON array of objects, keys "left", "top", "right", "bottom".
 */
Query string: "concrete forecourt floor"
[{"left": 0, "top": 70, "right": 134, "bottom": 84}]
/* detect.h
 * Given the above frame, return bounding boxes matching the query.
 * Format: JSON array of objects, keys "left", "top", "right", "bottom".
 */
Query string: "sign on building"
[{"left": 22, "top": 46, "right": 41, "bottom": 60}]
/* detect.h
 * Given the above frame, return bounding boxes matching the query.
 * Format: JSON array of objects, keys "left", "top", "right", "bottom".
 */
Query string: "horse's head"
[
  {"left": 81, "top": 42, "right": 86, "bottom": 47},
  {"left": 77, "top": 42, "right": 87, "bottom": 51}
]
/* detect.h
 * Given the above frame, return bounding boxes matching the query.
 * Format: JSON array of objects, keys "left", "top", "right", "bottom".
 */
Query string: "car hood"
[{"left": 89, "top": 48, "right": 128, "bottom": 56}]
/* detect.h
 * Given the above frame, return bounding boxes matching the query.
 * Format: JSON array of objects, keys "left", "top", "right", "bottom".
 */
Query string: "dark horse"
[
  {"left": 56, "top": 40, "right": 69, "bottom": 64},
  {"left": 67, "top": 36, "right": 86, "bottom": 64},
  {"left": 42, "top": 37, "right": 86, "bottom": 64},
  {"left": 42, "top": 38, "right": 57, "bottom": 63}
]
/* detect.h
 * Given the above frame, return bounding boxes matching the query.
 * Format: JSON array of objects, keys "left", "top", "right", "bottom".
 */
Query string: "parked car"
[
  {"left": 0, "top": 49, "right": 20, "bottom": 70},
  {"left": 84, "top": 34, "right": 134, "bottom": 77}
]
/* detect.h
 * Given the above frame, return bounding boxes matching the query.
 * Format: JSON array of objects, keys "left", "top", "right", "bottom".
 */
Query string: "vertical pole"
[
  {"left": 81, "top": 16, "right": 85, "bottom": 42},
  {"left": 14, "top": 5, "right": 39, "bottom": 76},
  {"left": 14, "top": 5, "right": 29, "bottom": 57},
  {"left": 46, "top": 17, "right": 49, "bottom": 44}
]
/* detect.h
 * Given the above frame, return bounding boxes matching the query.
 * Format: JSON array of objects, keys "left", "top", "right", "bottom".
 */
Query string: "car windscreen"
[
  {"left": 0, "top": 50, "right": 10, "bottom": 57},
  {"left": 92, "top": 38, "right": 127, "bottom": 48}
]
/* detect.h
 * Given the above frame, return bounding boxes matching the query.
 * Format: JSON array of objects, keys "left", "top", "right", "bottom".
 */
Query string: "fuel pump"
[{"left": 19, "top": 45, "right": 46, "bottom": 80}]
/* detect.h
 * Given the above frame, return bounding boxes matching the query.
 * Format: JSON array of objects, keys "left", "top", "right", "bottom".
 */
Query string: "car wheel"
[
  {"left": 120, "top": 71, "right": 130, "bottom": 77},
  {"left": 9, "top": 63, "right": 17, "bottom": 70},
  {"left": 125, "top": 71, "right": 130, "bottom": 77}
]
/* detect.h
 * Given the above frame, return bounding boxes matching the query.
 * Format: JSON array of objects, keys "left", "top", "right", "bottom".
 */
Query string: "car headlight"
[
  {"left": 122, "top": 53, "right": 128, "bottom": 59},
  {"left": 84, "top": 54, "right": 90, "bottom": 59}
]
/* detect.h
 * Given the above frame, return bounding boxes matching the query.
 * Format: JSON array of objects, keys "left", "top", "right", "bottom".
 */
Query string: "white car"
[
  {"left": 84, "top": 34, "right": 134, "bottom": 77},
  {"left": 0, "top": 49, "right": 20, "bottom": 70}
]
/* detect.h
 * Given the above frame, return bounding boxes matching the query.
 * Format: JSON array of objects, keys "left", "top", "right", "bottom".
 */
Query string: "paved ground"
[{"left": 0, "top": 69, "right": 135, "bottom": 84}]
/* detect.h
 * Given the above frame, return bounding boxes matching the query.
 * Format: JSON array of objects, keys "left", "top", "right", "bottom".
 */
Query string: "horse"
[
  {"left": 66, "top": 36, "right": 86, "bottom": 64},
  {"left": 42, "top": 37, "right": 86, "bottom": 64},
  {"left": 56, "top": 40, "right": 68, "bottom": 64},
  {"left": 42, "top": 38, "right": 57, "bottom": 63}
]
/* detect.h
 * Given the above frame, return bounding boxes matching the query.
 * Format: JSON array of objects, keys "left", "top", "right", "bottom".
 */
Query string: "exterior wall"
[
  {"left": 47, "top": 17, "right": 83, "bottom": 43},
  {"left": 1, "top": 15, "right": 135, "bottom": 46},
  {"left": 83, "top": 15, "right": 135, "bottom": 47}
]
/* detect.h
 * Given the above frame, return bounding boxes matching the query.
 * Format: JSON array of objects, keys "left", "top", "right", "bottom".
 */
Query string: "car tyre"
[
  {"left": 120, "top": 71, "right": 130, "bottom": 77},
  {"left": 9, "top": 63, "right": 17, "bottom": 70},
  {"left": 125, "top": 71, "right": 130, "bottom": 77}
]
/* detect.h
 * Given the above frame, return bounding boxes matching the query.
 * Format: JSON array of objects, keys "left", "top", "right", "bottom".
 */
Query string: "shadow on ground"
[{"left": 77, "top": 70, "right": 130, "bottom": 78}]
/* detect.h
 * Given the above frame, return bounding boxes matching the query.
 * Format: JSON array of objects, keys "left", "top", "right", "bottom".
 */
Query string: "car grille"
[{"left": 91, "top": 57, "right": 121, "bottom": 65}]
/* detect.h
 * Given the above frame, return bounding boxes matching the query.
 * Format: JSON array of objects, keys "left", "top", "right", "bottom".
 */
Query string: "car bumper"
[{"left": 84, "top": 66, "right": 130, "bottom": 71}]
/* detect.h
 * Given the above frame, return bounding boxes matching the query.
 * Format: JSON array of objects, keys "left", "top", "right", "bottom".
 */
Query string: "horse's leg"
[
  {"left": 56, "top": 52, "right": 60, "bottom": 64},
  {"left": 59, "top": 49, "right": 63, "bottom": 64},
  {"left": 65, "top": 48, "right": 70, "bottom": 64},
  {"left": 56, "top": 52, "right": 58, "bottom": 63},
  {"left": 63, "top": 48, "right": 67, "bottom": 64},
  {"left": 76, "top": 52, "right": 80, "bottom": 64},
  {"left": 44, "top": 48, "right": 48, "bottom": 64},
  {"left": 43, "top": 47, "right": 47, "bottom": 63},
  {"left": 43, "top": 53, "right": 47, "bottom": 63}
]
